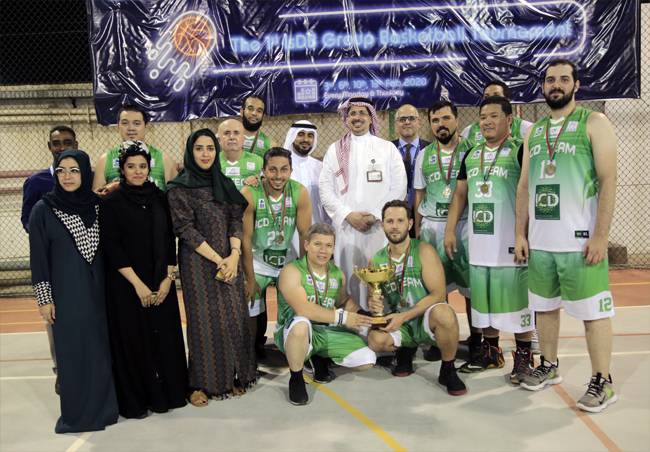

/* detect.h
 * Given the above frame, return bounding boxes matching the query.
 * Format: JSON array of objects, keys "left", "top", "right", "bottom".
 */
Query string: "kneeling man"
[
  {"left": 367, "top": 200, "right": 466, "bottom": 395},
  {"left": 276, "top": 223, "right": 376, "bottom": 405}
]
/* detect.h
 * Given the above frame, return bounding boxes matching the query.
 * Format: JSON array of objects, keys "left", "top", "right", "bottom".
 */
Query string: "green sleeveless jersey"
[
  {"left": 220, "top": 151, "right": 263, "bottom": 190},
  {"left": 277, "top": 256, "right": 344, "bottom": 329},
  {"left": 243, "top": 130, "right": 272, "bottom": 159},
  {"left": 250, "top": 178, "right": 302, "bottom": 276},
  {"left": 527, "top": 107, "right": 597, "bottom": 252},
  {"left": 464, "top": 116, "right": 526, "bottom": 149},
  {"left": 464, "top": 137, "right": 524, "bottom": 267},
  {"left": 416, "top": 139, "right": 470, "bottom": 221},
  {"left": 370, "top": 239, "right": 429, "bottom": 313},
  {"left": 105, "top": 144, "right": 167, "bottom": 191}
]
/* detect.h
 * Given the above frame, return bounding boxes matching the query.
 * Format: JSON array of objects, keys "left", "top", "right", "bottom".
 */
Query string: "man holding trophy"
[
  {"left": 275, "top": 223, "right": 376, "bottom": 405},
  {"left": 364, "top": 200, "right": 467, "bottom": 395}
]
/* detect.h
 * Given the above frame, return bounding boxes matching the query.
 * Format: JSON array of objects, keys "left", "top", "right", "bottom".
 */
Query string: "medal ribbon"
[
  {"left": 480, "top": 134, "right": 510, "bottom": 184},
  {"left": 249, "top": 130, "right": 261, "bottom": 155},
  {"left": 306, "top": 260, "right": 330, "bottom": 307},
  {"left": 262, "top": 180, "right": 287, "bottom": 239},
  {"left": 544, "top": 109, "right": 575, "bottom": 162},
  {"left": 436, "top": 141, "right": 456, "bottom": 187}
]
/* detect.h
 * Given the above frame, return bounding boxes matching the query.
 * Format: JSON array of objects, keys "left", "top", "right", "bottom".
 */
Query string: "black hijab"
[
  {"left": 167, "top": 129, "right": 248, "bottom": 206},
  {"left": 43, "top": 149, "right": 99, "bottom": 228},
  {"left": 117, "top": 142, "right": 169, "bottom": 279},
  {"left": 117, "top": 141, "right": 157, "bottom": 206}
]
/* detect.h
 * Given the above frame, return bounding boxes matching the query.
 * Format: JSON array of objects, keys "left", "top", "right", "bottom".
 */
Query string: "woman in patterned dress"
[
  {"left": 28, "top": 149, "right": 118, "bottom": 433},
  {"left": 167, "top": 129, "right": 257, "bottom": 406}
]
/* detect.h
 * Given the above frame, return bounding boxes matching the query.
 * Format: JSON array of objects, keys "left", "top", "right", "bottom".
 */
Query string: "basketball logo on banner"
[{"left": 148, "top": 11, "right": 217, "bottom": 92}]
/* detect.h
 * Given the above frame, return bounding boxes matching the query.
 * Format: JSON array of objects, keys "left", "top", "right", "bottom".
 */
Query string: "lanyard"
[
  {"left": 262, "top": 180, "right": 287, "bottom": 234},
  {"left": 480, "top": 134, "right": 509, "bottom": 184},
  {"left": 306, "top": 260, "right": 330, "bottom": 307},
  {"left": 545, "top": 109, "right": 575, "bottom": 162},
  {"left": 436, "top": 141, "right": 456, "bottom": 186},
  {"left": 388, "top": 241, "right": 411, "bottom": 297}
]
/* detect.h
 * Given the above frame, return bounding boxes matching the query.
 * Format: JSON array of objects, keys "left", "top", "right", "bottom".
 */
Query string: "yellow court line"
[
  {"left": 65, "top": 431, "right": 94, "bottom": 452},
  {"left": 610, "top": 281, "right": 650, "bottom": 286},
  {"left": 304, "top": 375, "right": 407, "bottom": 452}
]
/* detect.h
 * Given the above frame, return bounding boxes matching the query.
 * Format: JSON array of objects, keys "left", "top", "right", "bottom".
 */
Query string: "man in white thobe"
[
  {"left": 319, "top": 97, "right": 407, "bottom": 309},
  {"left": 283, "top": 120, "right": 330, "bottom": 260}
]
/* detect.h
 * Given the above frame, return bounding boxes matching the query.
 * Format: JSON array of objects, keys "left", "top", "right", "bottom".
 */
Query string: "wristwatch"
[{"left": 167, "top": 269, "right": 178, "bottom": 281}]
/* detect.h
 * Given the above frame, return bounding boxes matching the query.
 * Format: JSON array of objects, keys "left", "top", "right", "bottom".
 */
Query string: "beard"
[
  {"left": 242, "top": 114, "right": 263, "bottom": 132},
  {"left": 436, "top": 127, "right": 456, "bottom": 145},
  {"left": 544, "top": 87, "right": 575, "bottom": 110},
  {"left": 387, "top": 229, "right": 409, "bottom": 245},
  {"left": 293, "top": 142, "right": 312, "bottom": 156}
]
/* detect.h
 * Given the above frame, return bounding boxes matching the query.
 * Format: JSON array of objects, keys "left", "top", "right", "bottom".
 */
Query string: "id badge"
[{"left": 366, "top": 170, "right": 383, "bottom": 182}]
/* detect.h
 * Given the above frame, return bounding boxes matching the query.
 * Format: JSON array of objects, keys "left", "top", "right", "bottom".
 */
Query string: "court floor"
[{"left": 0, "top": 270, "right": 648, "bottom": 452}]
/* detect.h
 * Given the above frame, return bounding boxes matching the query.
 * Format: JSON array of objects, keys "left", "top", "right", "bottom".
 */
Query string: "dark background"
[{"left": 0, "top": 0, "right": 91, "bottom": 84}]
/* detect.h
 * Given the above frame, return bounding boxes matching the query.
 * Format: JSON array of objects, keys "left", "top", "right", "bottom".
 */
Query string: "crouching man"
[
  {"left": 275, "top": 223, "right": 376, "bottom": 405},
  {"left": 367, "top": 200, "right": 467, "bottom": 396}
]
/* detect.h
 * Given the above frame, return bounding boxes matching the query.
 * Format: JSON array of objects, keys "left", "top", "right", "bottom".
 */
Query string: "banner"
[{"left": 88, "top": 0, "right": 640, "bottom": 125}]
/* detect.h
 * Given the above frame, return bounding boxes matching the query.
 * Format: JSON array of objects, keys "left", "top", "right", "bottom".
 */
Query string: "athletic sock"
[
  {"left": 441, "top": 359, "right": 455, "bottom": 371},
  {"left": 290, "top": 369, "right": 304, "bottom": 380},
  {"left": 470, "top": 332, "right": 483, "bottom": 348},
  {"left": 484, "top": 336, "right": 499, "bottom": 348},
  {"left": 516, "top": 340, "right": 532, "bottom": 351}
]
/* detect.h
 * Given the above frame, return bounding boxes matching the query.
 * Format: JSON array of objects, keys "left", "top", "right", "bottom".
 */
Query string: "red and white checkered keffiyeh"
[{"left": 335, "top": 98, "right": 380, "bottom": 195}]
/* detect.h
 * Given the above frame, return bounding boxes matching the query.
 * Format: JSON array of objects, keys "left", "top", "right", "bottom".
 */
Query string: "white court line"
[
  {"left": 65, "top": 432, "right": 93, "bottom": 452},
  {"left": 0, "top": 375, "right": 55, "bottom": 380}
]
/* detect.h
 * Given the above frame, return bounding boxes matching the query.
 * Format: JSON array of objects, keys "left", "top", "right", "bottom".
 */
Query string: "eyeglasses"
[
  {"left": 397, "top": 116, "right": 418, "bottom": 123},
  {"left": 54, "top": 167, "right": 81, "bottom": 175}
]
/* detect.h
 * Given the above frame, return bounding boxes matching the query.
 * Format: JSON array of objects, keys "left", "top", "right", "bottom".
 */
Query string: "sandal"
[{"left": 188, "top": 390, "right": 209, "bottom": 407}]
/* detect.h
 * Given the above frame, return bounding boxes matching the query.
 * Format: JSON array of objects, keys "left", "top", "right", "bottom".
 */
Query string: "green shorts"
[
  {"left": 274, "top": 316, "right": 376, "bottom": 367},
  {"left": 389, "top": 303, "right": 441, "bottom": 348},
  {"left": 528, "top": 250, "right": 614, "bottom": 320},
  {"left": 249, "top": 274, "right": 277, "bottom": 317},
  {"left": 420, "top": 218, "right": 470, "bottom": 297},
  {"left": 469, "top": 265, "right": 534, "bottom": 333}
]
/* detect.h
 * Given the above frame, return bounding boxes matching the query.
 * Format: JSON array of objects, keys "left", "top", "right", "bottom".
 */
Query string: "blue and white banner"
[{"left": 88, "top": 0, "right": 640, "bottom": 124}]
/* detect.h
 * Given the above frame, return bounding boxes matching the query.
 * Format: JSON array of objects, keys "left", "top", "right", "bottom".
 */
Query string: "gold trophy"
[{"left": 354, "top": 264, "right": 395, "bottom": 327}]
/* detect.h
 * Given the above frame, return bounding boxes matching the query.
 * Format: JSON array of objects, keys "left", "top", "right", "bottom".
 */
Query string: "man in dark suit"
[{"left": 392, "top": 104, "right": 430, "bottom": 237}]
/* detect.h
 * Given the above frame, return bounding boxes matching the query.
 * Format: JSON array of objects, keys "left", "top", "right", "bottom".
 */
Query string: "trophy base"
[{"left": 370, "top": 316, "right": 388, "bottom": 329}]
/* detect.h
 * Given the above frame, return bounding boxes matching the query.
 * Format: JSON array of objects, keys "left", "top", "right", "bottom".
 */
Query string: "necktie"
[{"left": 403, "top": 143, "right": 413, "bottom": 190}]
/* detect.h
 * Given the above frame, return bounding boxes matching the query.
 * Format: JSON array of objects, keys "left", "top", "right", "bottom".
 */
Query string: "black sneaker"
[
  {"left": 438, "top": 364, "right": 467, "bottom": 396},
  {"left": 392, "top": 347, "right": 417, "bottom": 377},
  {"left": 510, "top": 347, "right": 534, "bottom": 385},
  {"left": 376, "top": 355, "right": 394, "bottom": 368},
  {"left": 423, "top": 345, "right": 442, "bottom": 362},
  {"left": 289, "top": 373, "right": 308, "bottom": 405},
  {"left": 311, "top": 355, "right": 336, "bottom": 383},
  {"left": 459, "top": 341, "right": 505, "bottom": 373}
]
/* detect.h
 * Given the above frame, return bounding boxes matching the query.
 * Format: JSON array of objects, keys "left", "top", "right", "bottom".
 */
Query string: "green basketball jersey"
[
  {"left": 105, "top": 144, "right": 167, "bottom": 191},
  {"left": 464, "top": 137, "right": 524, "bottom": 267},
  {"left": 465, "top": 116, "right": 526, "bottom": 149},
  {"left": 250, "top": 179, "right": 302, "bottom": 276},
  {"left": 370, "top": 239, "right": 429, "bottom": 313},
  {"left": 527, "top": 107, "right": 597, "bottom": 252},
  {"left": 220, "top": 151, "right": 263, "bottom": 190},
  {"left": 416, "top": 139, "right": 470, "bottom": 221},
  {"left": 243, "top": 130, "right": 272, "bottom": 159},
  {"left": 277, "top": 256, "right": 344, "bottom": 329}
]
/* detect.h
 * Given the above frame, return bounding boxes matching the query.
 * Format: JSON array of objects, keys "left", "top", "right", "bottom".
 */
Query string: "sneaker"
[
  {"left": 423, "top": 345, "right": 442, "bottom": 362},
  {"left": 459, "top": 342, "right": 505, "bottom": 373},
  {"left": 520, "top": 356, "right": 562, "bottom": 391},
  {"left": 438, "top": 364, "right": 467, "bottom": 396},
  {"left": 289, "top": 374, "right": 308, "bottom": 405},
  {"left": 311, "top": 355, "right": 336, "bottom": 384},
  {"left": 509, "top": 348, "right": 534, "bottom": 385},
  {"left": 392, "top": 347, "right": 417, "bottom": 377},
  {"left": 376, "top": 355, "right": 394, "bottom": 368},
  {"left": 576, "top": 373, "right": 618, "bottom": 413},
  {"left": 531, "top": 330, "right": 541, "bottom": 355}
]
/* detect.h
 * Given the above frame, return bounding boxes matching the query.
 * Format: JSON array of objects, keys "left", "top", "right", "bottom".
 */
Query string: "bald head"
[
  {"left": 218, "top": 118, "right": 245, "bottom": 156},
  {"left": 395, "top": 104, "right": 421, "bottom": 142}
]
